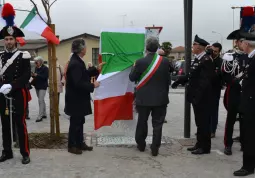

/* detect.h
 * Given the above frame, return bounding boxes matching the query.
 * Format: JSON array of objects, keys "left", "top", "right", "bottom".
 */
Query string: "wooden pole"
[
  {"left": 50, "top": 24, "right": 60, "bottom": 137},
  {"left": 48, "top": 38, "right": 54, "bottom": 136}
]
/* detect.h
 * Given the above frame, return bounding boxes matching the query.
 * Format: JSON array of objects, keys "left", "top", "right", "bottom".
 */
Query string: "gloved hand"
[
  {"left": 0, "top": 84, "right": 12, "bottom": 95},
  {"left": 171, "top": 81, "right": 179, "bottom": 89}
]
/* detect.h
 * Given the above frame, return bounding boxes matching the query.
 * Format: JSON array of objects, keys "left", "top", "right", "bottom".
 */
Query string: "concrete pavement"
[{"left": 0, "top": 88, "right": 248, "bottom": 178}]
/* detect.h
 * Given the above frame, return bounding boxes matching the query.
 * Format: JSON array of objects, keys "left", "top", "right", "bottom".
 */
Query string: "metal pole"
[
  {"left": 184, "top": 0, "right": 192, "bottom": 138},
  {"left": 232, "top": 7, "right": 235, "bottom": 48}
]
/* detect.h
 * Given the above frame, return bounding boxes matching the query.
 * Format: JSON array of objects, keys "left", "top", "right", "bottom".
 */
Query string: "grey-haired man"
[
  {"left": 129, "top": 37, "right": 170, "bottom": 156},
  {"left": 31, "top": 56, "right": 49, "bottom": 122},
  {"left": 65, "top": 38, "right": 100, "bottom": 154}
]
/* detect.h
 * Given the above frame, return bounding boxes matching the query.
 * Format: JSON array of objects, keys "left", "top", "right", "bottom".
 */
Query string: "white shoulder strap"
[{"left": 0, "top": 50, "right": 21, "bottom": 76}]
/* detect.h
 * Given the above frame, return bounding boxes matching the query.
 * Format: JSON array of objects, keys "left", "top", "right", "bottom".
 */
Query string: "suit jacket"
[
  {"left": 64, "top": 53, "right": 94, "bottom": 117},
  {"left": 129, "top": 53, "right": 170, "bottom": 106}
]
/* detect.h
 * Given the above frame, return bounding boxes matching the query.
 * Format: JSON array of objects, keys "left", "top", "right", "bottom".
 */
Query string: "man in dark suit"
[
  {"left": 206, "top": 43, "right": 223, "bottom": 138},
  {"left": 233, "top": 30, "right": 255, "bottom": 177},
  {"left": 172, "top": 35, "right": 215, "bottom": 155},
  {"left": 65, "top": 38, "right": 100, "bottom": 155},
  {"left": 129, "top": 37, "right": 170, "bottom": 156}
]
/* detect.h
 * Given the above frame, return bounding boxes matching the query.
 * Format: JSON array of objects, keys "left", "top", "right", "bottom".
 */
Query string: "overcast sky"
[{"left": 5, "top": 0, "right": 255, "bottom": 50}]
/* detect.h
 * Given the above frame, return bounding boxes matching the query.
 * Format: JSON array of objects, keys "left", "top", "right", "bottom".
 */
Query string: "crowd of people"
[{"left": 0, "top": 3, "right": 254, "bottom": 177}]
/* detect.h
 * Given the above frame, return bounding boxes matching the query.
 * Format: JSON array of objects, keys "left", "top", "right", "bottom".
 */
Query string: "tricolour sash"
[{"left": 136, "top": 54, "right": 163, "bottom": 90}]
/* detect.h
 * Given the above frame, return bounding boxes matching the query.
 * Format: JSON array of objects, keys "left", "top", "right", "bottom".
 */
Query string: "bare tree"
[{"left": 29, "top": 0, "right": 60, "bottom": 137}]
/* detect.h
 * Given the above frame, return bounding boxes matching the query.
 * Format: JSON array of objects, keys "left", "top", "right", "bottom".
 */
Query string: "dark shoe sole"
[
  {"left": 224, "top": 151, "right": 232, "bottom": 156},
  {"left": 0, "top": 156, "right": 13, "bottom": 162},
  {"left": 22, "top": 157, "right": 30, "bottom": 164},
  {"left": 137, "top": 145, "right": 145, "bottom": 152}
]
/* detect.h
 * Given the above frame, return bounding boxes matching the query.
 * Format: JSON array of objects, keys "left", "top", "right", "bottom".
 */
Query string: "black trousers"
[
  {"left": 135, "top": 105, "right": 166, "bottom": 149},
  {"left": 192, "top": 102, "right": 211, "bottom": 151},
  {"left": 224, "top": 85, "right": 242, "bottom": 147},
  {"left": 242, "top": 113, "right": 255, "bottom": 171},
  {"left": 0, "top": 89, "right": 30, "bottom": 157},
  {"left": 211, "top": 89, "right": 221, "bottom": 134},
  {"left": 68, "top": 116, "right": 84, "bottom": 149}
]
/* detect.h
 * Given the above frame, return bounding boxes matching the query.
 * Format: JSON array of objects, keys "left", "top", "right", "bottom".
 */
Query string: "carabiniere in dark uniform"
[
  {"left": 172, "top": 35, "right": 215, "bottom": 155},
  {"left": 0, "top": 3, "right": 31, "bottom": 164},
  {"left": 221, "top": 29, "right": 248, "bottom": 156},
  {"left": 233, "top": 30, "right": 255, "bottom": 177}
]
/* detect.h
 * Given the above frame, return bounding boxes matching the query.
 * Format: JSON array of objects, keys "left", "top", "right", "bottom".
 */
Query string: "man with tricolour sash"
[
  {"left": 0, "top": 3, "right": 31, "bottom": 164},
  {"left": 129, "top": 37, "right": 170, "bottom": 157}
]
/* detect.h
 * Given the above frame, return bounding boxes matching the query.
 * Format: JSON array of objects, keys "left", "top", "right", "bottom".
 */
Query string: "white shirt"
[
  {"left": 248, "top": 49, "right": 255, "bottom": 58},
  {"left": 195, "top": 51, "right": 206, "bottom": 60}
]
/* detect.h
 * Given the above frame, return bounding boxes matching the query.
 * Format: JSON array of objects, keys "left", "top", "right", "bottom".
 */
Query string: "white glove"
[
  {"left": 222, "top": 53, "right": 234, "bottom": 61},
  {"left": 0, "top": 84, "right": 12, "bottom": 95}
]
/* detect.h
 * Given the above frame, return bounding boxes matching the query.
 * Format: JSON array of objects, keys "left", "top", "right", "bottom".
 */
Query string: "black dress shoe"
[
  {"left": 151, "top": 147, "right": 159, "bottom": 156},
  {"left": 191, "top": 148, "right": 210, "bottom": 155},
  {"left": 36, "top": 118, "right": 43, "bottom": 122},
  {"left": 234, "top": 168, "right": 254, "bottom": 176},
  {"left": 68, "top": 147, "right": 82, "bottom": 155},
  {"left": 224, "top": 147, "right": 232, "bottom": 155},
  {"left": 137, "top": 145, "right": 145, "bottom": 152},
  {"left": 22, "top": 156, "right": 30, "bottom": 164},
  {"left": 81, "top": 143, "right": 93, "bottom": 151},
  {"left": 26, "top": 117, "right": 30, "bottom": 120},
  {"left": 187, "top": 146, "right": 198, "bottom": 152},
  {"left": 0, "top": 152, "right": 13, "bottom": 162},
  {"left": 42, "top": 116, "right": 47, "bottom": 119}
]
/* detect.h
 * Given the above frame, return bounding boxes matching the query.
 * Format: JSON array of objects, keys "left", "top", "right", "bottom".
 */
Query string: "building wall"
[
  {"left": 170, "top": 52, "right": 185, "bottom": 60},
  {"left": 36, "top": 37, "right": 99, "bottom": 66}
]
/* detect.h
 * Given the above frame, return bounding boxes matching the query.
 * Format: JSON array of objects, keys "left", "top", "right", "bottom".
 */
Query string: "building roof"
[
  {"left": 36, "top": 33, "right": 100, "bottom": 50},
  {"left": 171, "top": 46, "right": 185, "bottom": 53},
  {"left": 0, "top": 39, "right": 47, "bottom": 50},
  {"left": 0, "top": 33, "right": 100, "bottom": 51}
]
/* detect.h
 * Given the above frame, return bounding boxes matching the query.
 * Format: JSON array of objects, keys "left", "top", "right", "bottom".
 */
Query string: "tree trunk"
[
  {"left": 50, "top": 24, "right": 60, "bottom": 137},
  {"left": 48, "top": 40, "right": 55, "bottom": 136}
]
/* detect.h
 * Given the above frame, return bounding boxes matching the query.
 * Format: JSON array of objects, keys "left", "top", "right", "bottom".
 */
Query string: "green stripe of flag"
[
  {"left": 20, "top": 7, "right": 36, "bottom": 28},
  {"left": 101, "top": 32, "right": 145, "bottom": 74}
]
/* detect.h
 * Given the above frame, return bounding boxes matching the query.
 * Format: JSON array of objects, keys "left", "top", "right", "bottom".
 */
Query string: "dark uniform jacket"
[
  {"left": 64, "top": 53, "right": 94, "bottom": 117},
  {"left": 129, "top": 53, "right": 170, "bottom": 107},
  {"left": 222, "top": 52, "right": 248, "bottom": 111},
  {"left": 240, "top": 54, "right": 255, "bottom": 114},
  {"left": 175, "top": 52, "right": 215, "bottom": 105},
  {"left": 0, "top": 49, "right": 31, "bottom": 114}
]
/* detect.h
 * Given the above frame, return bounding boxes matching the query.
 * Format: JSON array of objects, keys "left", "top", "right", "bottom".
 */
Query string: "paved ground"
[{"left": 0, "top": 88, "right": 249, "bottom": 178}]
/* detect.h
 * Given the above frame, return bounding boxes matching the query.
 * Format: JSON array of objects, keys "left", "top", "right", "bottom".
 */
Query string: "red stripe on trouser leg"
[{"left": 21, "top": 89, "right": 30, "bottom": 155}]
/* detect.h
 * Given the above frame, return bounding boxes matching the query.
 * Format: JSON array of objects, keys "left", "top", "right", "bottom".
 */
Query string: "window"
[{"left": 92, "top": 48, "right": 99, "bottom": 66}]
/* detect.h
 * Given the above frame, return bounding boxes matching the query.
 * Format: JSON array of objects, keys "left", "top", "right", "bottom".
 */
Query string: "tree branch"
[
  {"left": 40, "top": 0, "right": 51, "bottom": 24},
  {"left": 29, "top": 0, "right": 48, "bottom": 25},
  {"left": 49, "top": 0, "right": 57, "bottom": 8}
]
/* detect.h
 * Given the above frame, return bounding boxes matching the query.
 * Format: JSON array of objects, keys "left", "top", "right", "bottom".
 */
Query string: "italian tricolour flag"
[
  {"left": 93, "top": 28, "right": 146, "bottom": 130},
  {"left": 20, "top": 7, "right": 59, "bottom": 44}
]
